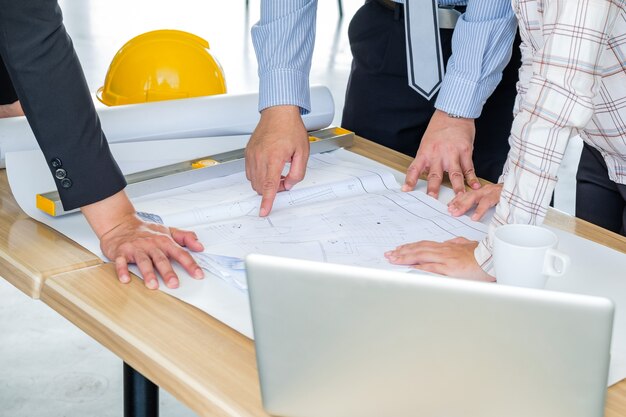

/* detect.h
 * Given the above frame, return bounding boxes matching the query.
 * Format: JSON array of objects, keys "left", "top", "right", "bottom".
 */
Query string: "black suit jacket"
[
  {"left": 0, "top": 0, "right": 126, "bottom": 210},
  {"left": 0, "top": 55, "right": 17, "bottom": 105}
]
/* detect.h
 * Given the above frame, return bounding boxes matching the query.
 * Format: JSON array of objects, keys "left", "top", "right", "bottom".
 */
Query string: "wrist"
[
  {"left": 260, "top": 105, "right": 302, "bottom": 121},
  {"left": 258, "top": 105, "right": 307, "bottom": 136},
  {"left": 445, "top": 112, "right": 469, "bottom": 120},
  {"left": 80, "top": 190, "right": 136, "bottom": 239},
  {"left": 430, "top": 109, "right": 475, "bottom": 130},
  {"left": 436, "top": 109, "right": 473, "bottom": 121}
]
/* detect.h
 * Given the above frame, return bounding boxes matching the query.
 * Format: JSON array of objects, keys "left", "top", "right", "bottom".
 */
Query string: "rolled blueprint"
[{"left": 0, "top": 85, "right": 334, "bottom": 166}]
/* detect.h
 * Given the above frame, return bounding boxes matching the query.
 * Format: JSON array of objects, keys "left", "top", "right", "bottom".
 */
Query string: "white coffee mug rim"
[{"left": 493, "top": 224, "right": 557, "bottom": 249}]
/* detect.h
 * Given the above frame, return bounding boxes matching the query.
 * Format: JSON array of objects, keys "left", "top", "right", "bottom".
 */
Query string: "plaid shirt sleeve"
[{"left": 475, "top": 0, "right": 623, "bottom": 274}]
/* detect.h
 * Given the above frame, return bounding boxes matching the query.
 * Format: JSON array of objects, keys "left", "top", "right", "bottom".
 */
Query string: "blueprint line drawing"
[
  {"left": 8, "top": 141, "right": 625, "bottom": 382},
  {"left": 132, "top": 153, "right": 488, "bottom": 289}
]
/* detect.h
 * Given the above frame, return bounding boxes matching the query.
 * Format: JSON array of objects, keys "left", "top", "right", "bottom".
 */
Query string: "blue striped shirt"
[{"left": 252, "top": 0, "right": 517, "bottom": 119}]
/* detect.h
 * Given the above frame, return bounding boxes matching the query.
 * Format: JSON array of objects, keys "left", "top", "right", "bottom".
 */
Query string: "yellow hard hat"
[{"left": 97, "top": 30, "right": 227, "bottom": 106}]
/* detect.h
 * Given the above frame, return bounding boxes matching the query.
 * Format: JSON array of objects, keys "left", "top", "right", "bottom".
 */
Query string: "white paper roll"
[{"left": 0, "top": 85, "right": 334, "bottom": 165}]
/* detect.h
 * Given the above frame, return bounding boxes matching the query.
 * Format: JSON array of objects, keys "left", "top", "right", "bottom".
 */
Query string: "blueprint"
[
  {"left": 6, "top": 142, "right": 626, "bottom": 387},
  {"left": 130, "top": 154, "right": 487, "bottom": 285},
  {"left": 5, "top": 144, "right": 484, "bottom": 338}
]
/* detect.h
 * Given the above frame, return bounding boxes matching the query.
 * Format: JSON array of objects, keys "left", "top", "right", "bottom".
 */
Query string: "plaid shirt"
[{"left": 476, "top": 0, "right": 626, "bottom": 273}]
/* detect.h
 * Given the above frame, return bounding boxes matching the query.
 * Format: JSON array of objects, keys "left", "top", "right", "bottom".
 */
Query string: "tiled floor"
[{"left": 0, "top": 1, "right": 582, "bottom": 416}]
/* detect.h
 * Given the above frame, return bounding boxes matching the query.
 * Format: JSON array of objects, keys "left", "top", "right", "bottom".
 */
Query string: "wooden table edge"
[
  {"left": 17, "top": 136, "right": 626, "bottom": 416},
  {"left": 0, "top": 171, "right": 103, "bottom": 298},
  {"left": 40, "top": 264, "right": 267, "bottom": 417}
]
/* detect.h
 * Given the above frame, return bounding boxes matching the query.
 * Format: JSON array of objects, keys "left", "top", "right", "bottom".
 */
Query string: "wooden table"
[{"left": 2, "top": 136, "right": 625, "bottom": 416}]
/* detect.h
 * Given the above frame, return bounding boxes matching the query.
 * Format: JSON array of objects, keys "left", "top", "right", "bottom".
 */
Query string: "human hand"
[
  {"left": 384, "top": 237, "right": 494, "bottom": 281},
  {"left": 81, "top": 191, "right": 205, "bottom": 290},
  {"left": 0, "top": 100, "right": 24, "bottom": 118},
  {"left": 403, "top": 110, "right": 480, "bottom": 198},
  {"left": 245, "top": 105, "right": 309, "bottom": 216},
  {"left": 99, "top": 216, "right": 205, "bottom": 290},
  {"left": 448, "top": 183, "right": 503, "bottom": 221}
]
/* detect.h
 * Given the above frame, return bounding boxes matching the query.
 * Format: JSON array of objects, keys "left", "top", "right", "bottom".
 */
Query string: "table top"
[
  {"left": 2, "top": 136, "right": 625, "bottom": 416},
  {"left": 0, "top": 171, "right": 100, "bottom": 298}
]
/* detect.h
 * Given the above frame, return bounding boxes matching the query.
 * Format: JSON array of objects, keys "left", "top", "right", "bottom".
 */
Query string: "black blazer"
[
  {"left": 0, "top": 0, "right": 126, "bottom": 210},
  {"left": 0, "top": 55, "right": 17, "bottom": 105}
]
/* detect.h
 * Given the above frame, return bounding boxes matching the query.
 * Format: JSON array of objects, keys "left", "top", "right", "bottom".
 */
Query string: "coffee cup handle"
[{"left": 543, "top": 248, "right": 571, "bottom": 277}]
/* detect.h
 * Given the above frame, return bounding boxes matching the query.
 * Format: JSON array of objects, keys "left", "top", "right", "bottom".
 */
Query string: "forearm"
[
  {"left": 0, "top": 0, "right": 126, "bottom": 210},
  {"left": 435, "top": 0, "right": 517, "bottom": 118},
  {"left": 494, "top": 0, "right": 620, "bottom": 226},
  {"left": 475, "top": 118, "right": 573, "bottom": 273},
  {"left": 252, "top": 0, "right": 317, "bottom": 113},
  {"left": 0, "top": 101, "right": 23, "bottom": 118},
  {"left": 475, "top": 0, "right": 621, "bottom": 273}
]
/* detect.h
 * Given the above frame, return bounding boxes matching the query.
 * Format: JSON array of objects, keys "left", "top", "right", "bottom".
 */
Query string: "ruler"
[{"left": 36, "top": 126, "right": 355, "bottom": 217}]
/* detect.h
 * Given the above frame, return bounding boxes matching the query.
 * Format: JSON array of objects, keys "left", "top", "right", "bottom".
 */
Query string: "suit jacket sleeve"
[
  {"left": 0, "top": 0, "right": 126, "bottom": 211},
  {"left": 0, "top": 54, "right": 18, "bottom": 104}
]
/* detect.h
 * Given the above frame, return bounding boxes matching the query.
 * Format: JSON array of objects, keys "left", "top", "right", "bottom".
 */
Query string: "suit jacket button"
[
  {"left": 60, "top": 178, "right": 73, "bottom": 189},
  {"left": 55, "top": 168, "right": 67, "bottom": 179},
  {"left": 50, "top": 158, "right": 63, "bottom": 168}
]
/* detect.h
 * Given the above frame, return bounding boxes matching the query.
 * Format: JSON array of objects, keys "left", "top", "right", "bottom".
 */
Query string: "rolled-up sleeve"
[
  {"left": 252, "top": 0, "right": 317, "bottom": 114},
  {"left": 435, "top": 0, "right": 517, "bottom": 118}
]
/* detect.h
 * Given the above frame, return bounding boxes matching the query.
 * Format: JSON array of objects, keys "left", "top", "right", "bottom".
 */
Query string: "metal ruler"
[{"left": 37, "top": 126, "right": 355, "bottom": 217}]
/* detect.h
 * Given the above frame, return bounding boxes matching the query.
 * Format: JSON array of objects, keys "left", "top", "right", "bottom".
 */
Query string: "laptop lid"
[{"left": 246, "top": 254, "right": 614, "bottom": 417}]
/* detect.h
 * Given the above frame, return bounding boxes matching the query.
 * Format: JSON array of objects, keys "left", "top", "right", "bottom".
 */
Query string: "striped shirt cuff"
[
  {"left": 435, "top": 71, "right": 501, "bottom": 119},
  {"left": 258, "top": 69, "right": 311, "bottom": 115}
]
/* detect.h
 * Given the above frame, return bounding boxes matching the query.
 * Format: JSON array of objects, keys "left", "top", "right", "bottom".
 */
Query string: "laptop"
[{"left": 246, "top": 254, "right": 614, "bottom": 417}]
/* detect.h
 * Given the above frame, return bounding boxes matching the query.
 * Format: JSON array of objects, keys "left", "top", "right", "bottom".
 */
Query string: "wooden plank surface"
[
  {"left": 0, "top": 170, "right": 102, "bottom": 298},
  {"left": 40, "top": 263, "right": 626, "bottom": 417},
  {"left": 41, "top": 264, "right": 269, "bottom": 417},
  {"left": 607, "top": 381, "right": 626, "bottom": 417},
  {"left": 2, "top": 136, "right": 625, "bottom": 416}
]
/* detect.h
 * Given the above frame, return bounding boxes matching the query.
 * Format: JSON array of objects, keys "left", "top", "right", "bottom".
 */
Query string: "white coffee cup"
[{"left": 493, "top": 224, "right": 570, "bottom": 289}]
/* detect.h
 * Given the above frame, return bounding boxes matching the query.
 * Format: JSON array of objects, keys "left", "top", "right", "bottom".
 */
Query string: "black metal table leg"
[{"left": 124, "top": 362, "right": 159, "bottom": 417}]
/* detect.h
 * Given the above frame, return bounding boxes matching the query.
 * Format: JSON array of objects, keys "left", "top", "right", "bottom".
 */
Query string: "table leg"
[{"left": 123, "top": 362, "right": 159, "bottom": 417}]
